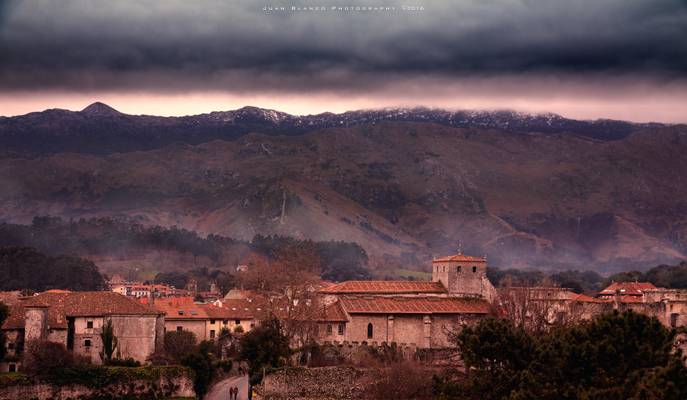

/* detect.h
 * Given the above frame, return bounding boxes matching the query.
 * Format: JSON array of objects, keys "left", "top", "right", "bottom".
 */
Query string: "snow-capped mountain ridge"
[{"left": 0, "top": 102, "right": 670, "bottom": 156}]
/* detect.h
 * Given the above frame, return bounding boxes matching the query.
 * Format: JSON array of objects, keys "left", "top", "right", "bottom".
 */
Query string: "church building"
[{"left": 315, "top": 253, "right": 496, "bottom": 349}]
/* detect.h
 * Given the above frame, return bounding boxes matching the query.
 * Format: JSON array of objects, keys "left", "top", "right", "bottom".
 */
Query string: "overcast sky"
[{"left": 1, "top": 0, "right": 686, "bottom": 122}]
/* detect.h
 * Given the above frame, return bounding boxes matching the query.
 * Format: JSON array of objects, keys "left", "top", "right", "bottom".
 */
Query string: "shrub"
[
  {"left": 365, "top": 362, "right": 433, "bottom": 400},
  {"left": 182, "top": 352, "right": 213, "bottom": 398},
  {"left": 239, "top": 317, "right": 290, "bottom": 379},
  {"left": 164, "top": 330, "right": 197, "bottom": 363},
  {"left": 147, "top": 349, "right": 175, "bottom": 366},
  {"left": 216, "top": 358, "right": 233, "bottom": 373},
  {"left": 22, "top": 340, "right": 88, "bottom": 374},
  {"left": 105, "top": 357, "right": 141, "bottom": 367}
]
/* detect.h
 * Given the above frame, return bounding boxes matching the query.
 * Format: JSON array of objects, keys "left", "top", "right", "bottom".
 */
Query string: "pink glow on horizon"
[{"left": 1, "top": 86, "right": 686, "bottom": 124}]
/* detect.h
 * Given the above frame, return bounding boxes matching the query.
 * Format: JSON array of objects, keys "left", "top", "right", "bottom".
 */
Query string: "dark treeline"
[
  {"left": 488, "top": 261, "right": 687, "bottom": 294},
  {"left": 0, "top": 216, "right": 370, "bottom": 283},
  {"left": 0, "top": 246, "right": 105, "bottom": 291},
  {"left": 607, "top": 261, "right": 687, "bottom": 289},
  {"left": 250, "top": 234, "right": 370, "bottom": 281},
  {"left": 487, "top": 267, "right": 606, "bottom": 293},
  {"left": 155, "top": 267, "right": 234, "bottom": 295},
  {"left": 437, "top": 311, "right": 687, "bottom": 399},
  {"left": 0, "top": 216, "right": 229, "bottom": 261}
]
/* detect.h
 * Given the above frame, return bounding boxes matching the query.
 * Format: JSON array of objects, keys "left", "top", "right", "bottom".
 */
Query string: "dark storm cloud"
[{"left": 0, "top": 0, "right": 686, "bottom": 92}]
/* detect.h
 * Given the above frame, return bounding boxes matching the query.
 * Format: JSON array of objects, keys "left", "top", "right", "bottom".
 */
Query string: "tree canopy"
[
  {"left": 0, "top": 246, "right": 105, "bottom": 291},
  {"left": 607, "top": 261, "right": 687, "bottom": 289},
  {"left": 440, "top": 311, "right": 687, "bottom": 400},
  {"left": 239, "top": 317, "right": 290, "bottom": 379}
]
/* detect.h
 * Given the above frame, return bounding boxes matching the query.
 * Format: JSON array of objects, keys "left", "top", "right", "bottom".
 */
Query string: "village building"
[
  {"left": 1, "top": 291, "right": 164, "bottom": 372},
  {"left": 315, "top": 253, "right": 496, "bottom": 349},
  {"left": 597, "top": 281, "right": 658, "bottom": 302},
  {"left": 143, "top": 297, "right": 257, "bottom": 341},
  {"left": 499, "top": 281, "right": 687, "bottom": 331},
  {"left": 111, "top": 282, "right": 191, "bottom": 298}
]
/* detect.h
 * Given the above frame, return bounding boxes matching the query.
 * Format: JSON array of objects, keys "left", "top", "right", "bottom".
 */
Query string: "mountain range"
[
  {"left": 0, "top": 103, "right": 664, "bottom": 157},
  {"left": 0, "top": 103, "right": 685, "bottom": 274}
]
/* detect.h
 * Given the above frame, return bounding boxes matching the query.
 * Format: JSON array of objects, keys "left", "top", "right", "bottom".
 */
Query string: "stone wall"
[
  {"left": 259, "top": 366, "right": 372, "bottom": 400},
  {"left": 165, "top": 319, "right": 207, "bottom": 342},
  {"left": 0, "top": 366, "right": 195, "bottom": 400},
  {"left": 110, "top": 315, "right": 159, "bottom": 363}
]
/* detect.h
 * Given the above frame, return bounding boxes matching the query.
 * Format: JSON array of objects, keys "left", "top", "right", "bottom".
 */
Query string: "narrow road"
[{"left": 205, "top": 374, "right": 250, "bottom": 400}]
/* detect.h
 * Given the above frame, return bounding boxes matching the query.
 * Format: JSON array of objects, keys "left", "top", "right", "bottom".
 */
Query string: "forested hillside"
[{"left": 0, "top": 217, "right": 370, "bottom": 282}]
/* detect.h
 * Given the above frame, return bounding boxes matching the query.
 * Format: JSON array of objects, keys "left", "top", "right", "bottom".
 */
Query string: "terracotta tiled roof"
[
  {"left": 319, "top": 281, "right": 447, "bottom": 294},
  {"left": 433, "top": 253, "right": 486, "bottom": 263},
  {"left": 339, "top": 296, "right": 490, "bottom": 314},
  {"left": 2, "top": 291, "right": 160, "bottom": 330},
  {"left": 2, "top": 304, "right": 26, "bottom": 330},
  {"left": 212, "top": 299, "right": 255, "bottom": 319},
  {"left": 598, "top": 282, "right": 657, "bottom": 297},
  {"left": 312, "top": 301, "right": 348, "bottom": 322},
  {"left": 0, "top": 291, "right": 21, "bottom": 306},
  {"left": 148, "top": 297, "right": 255, "bottom": 320},
  {"left": 618, "top": 295, "right": 644, "bottom": 303},
  {"left": 571, "top": 293, "right": 610, "bottom": 303},
  {"left": 224, "top": 289, "right": 260, "bottom": 300}
]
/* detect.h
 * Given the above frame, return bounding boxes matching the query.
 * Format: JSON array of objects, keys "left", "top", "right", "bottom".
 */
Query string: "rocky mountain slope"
[
  {"left": 0, "top": 103, "right": 663, "bottom": 157},
  {"left": 0, "top": 104, "right": 685, "bottom": 273}
]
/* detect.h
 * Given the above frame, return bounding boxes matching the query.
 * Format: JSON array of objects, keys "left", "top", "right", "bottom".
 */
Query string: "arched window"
[
  {"left": 457, "top": 266, "right": 461, "bottom": 273},
  {"left": 472, "top": 266, "right": 477, "bottom": 273},
  {"left": 367, "top": 323, "right": 373, "bottom": 339}
]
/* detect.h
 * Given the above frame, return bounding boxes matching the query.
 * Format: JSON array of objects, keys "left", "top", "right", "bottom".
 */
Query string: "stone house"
[
  {"left": 146, "top": 297, "right": 257, "bottom": 341},
  {"left": 597, "top": 281, "right": 658, "bottom": 301},
  {"left": 315, "top": 253, "right": 495, "bottom": 349},
  {"left": 1, "top": 291, "right": 164, "bottom": 372},
  {"left": 498, "top": 282, "right": 687, "bottom": 331}
]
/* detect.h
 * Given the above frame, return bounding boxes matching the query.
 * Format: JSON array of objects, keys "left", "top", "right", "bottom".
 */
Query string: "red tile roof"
[
  {"left": 312, "top": 301, "right": 348, "bottom": 322},
  {"left": 0, "top": 291, "right": 21, "bottom": 306},
  {"left": 2, "top": 291, "right": 160, "bottom": 330},
  {"left": 433, "top": 253, "right": 487, "bottom": 263},
  {"left": 598, "top": 282, "right": 657, "bottom": 297},
  {"left": 212, "top": 299, "right": 256, "bottom": 320},
  {"left": 617, "top": 295, "right": 644, "bottom": 303},
  {"left": 571, "top": 293, "right": 610, "bottom": 303},
  {"left": 319, "top": 281, "right": 447, "bottom": 294},
  {"left": 147, "top": 297, "right": 255, "bottom": 320},
  {"left": 339, "top": 296, "right": 490, "bottom": 315}
]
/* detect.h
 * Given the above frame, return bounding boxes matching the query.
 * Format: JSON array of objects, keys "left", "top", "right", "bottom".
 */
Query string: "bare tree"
[
  {"left": 237, "top": 243, "right": 323, "bottom": 347},
  {"left": 498, "top": 282, "right": 566, "bottom": 335}
]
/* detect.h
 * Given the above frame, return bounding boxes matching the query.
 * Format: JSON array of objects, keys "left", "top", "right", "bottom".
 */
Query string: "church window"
[
  {"left": 472, "top": 266, "right": 477, "bottom": 273},
  {"left": 84, "top": 339, "right": 91, "bottom": 347},
  {"left": 327, "top": 324, "right": 333, "bottom": 335},
  {"left": 457, "top": 266, "right": 461, "bottom": 273},
  {"left": 367, "top": 323, "right": 374, "bottom": 339}
]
